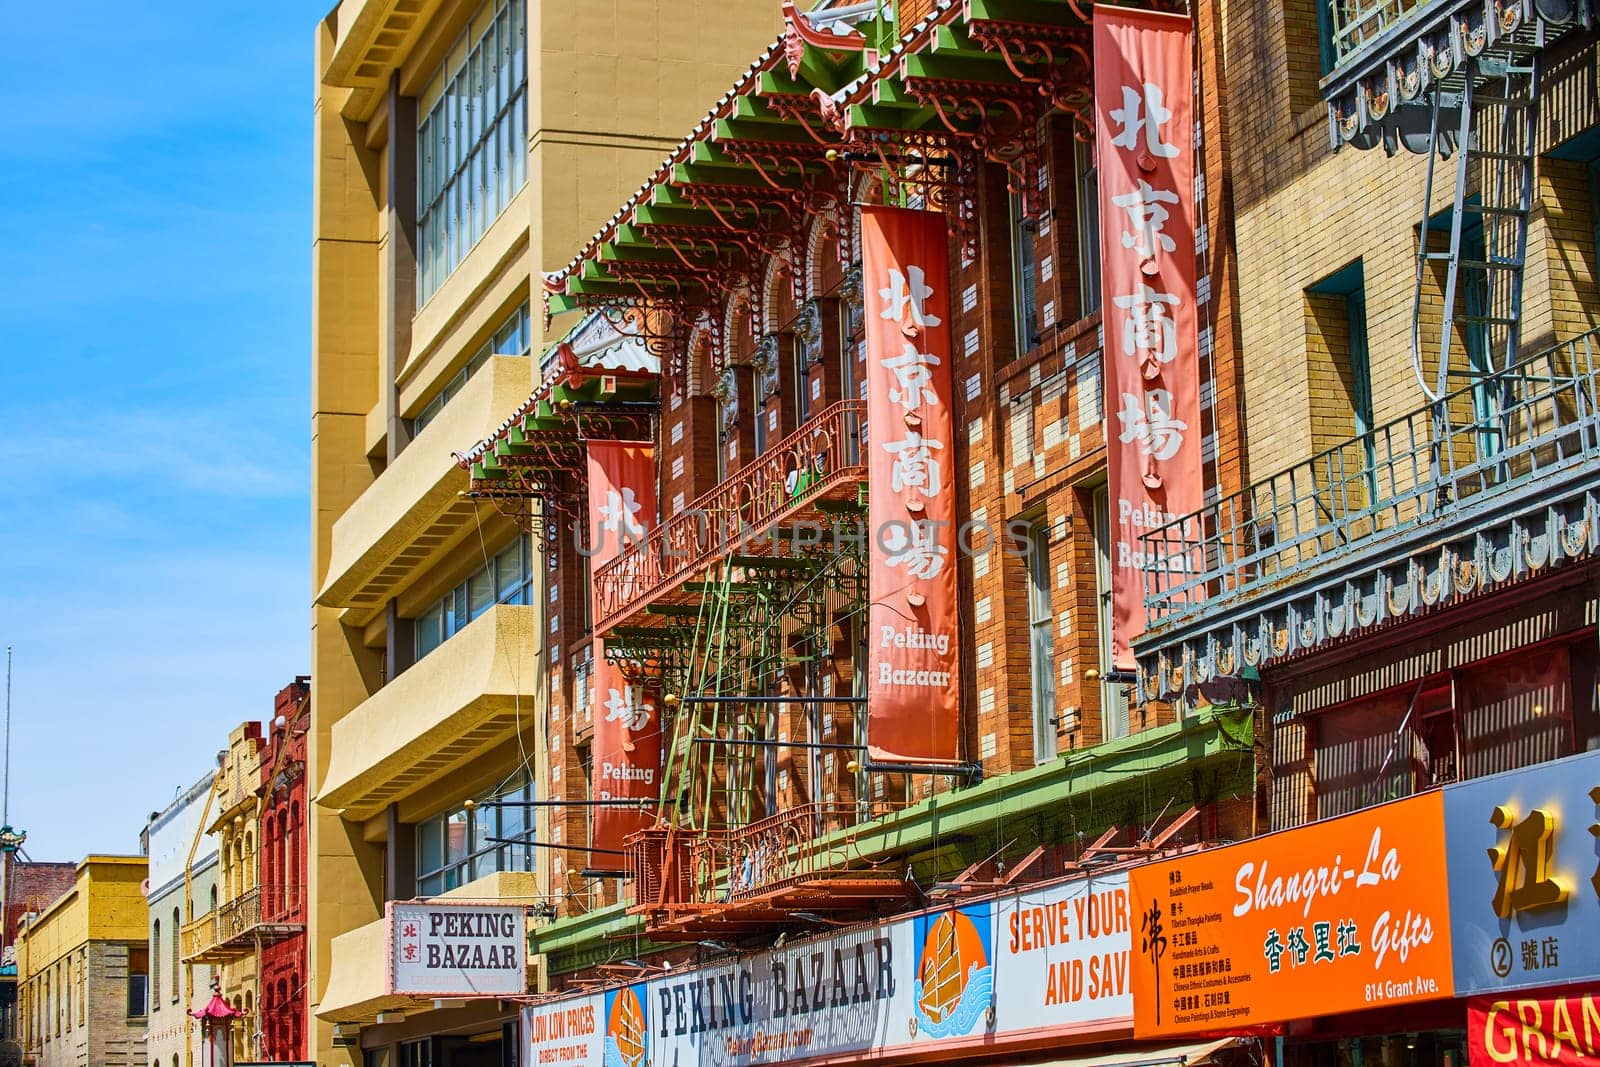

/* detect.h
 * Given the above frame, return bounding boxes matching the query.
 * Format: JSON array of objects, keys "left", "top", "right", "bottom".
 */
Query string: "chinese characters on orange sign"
[
  {"left": 1093, "top": 6, "right": 1205, "bottom": 671},
  {"left": 585, "top": 441, "right": 660, "bottom": 860},
  {"left": 1130, "top": 792, "right": 1454, "bottom": 1037},
  {"left": 861, "top": 206, "right": 962, "bottom": 765}
]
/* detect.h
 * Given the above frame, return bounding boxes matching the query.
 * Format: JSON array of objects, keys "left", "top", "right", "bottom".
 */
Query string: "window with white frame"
[
  {"left": 1010, "top": 191, "right": 1042, "bottom": 356},
  {"left": 415, "top": 772, "right": 536, "bottom": 896},
  {"left": 1092, "top": 485, "right": 1130, "bottom": 741},
  {"left": 416, "top": 0, "right": 528, "bottom": 302},
  {"left": 1074, "top": 136, "right": 1101, "bottom": 313},
  {"left": 413, "top": 534, "right": 534, "bottom": 662},
  {"left": 413, "top": 302, "right": 531, "bottom": 434},
  {"left": 1026, "top": 519, "right": 1057, "bottom": 762}
]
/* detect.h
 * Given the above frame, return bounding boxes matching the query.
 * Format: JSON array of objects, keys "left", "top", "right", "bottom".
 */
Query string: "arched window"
[
  {"left": 151, "top": 920, "right": 161, "bottom": 1009},
  {"left": 170, "top": 907, "right": 180, "bottom": 1004},
  {"left": 209, "top": 884, "right": 218, "bottom": 913}
]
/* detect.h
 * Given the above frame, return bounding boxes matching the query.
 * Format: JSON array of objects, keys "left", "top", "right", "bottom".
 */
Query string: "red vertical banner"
[
  {"left": 861, "top": 206, "right": 962, "bottom": 765},
  {"left": 585, "top": 442, "right": 660, "bottom": 862},
  {"left": 1095, "top": 6, "right": 1204, "bottom": 672}
]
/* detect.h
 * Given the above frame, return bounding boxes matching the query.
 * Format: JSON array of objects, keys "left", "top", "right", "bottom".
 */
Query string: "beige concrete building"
[
  {"left": 308, "top": 0, "right": 781, "bottom": 1061},
  {"left": 15, "top": 856, "right": 148, "bottom": 1067}
]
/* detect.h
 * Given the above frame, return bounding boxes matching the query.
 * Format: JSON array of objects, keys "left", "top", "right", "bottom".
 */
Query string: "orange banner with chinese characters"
[
  {"left": 586, "top": 441, "right": 660, "bottom": 863},
  {"left": 1094, "top": 6, "right": 1205, "bottom": 672},
  {"left": 860, "top": 206, "right": 961, "bottom": 765},
  {"left": 1129, "top": 791, "right": 1455, "bottom": 1038},
  {"left": 1470, "top": 992, "right": 1600, "bottom": 1065}
]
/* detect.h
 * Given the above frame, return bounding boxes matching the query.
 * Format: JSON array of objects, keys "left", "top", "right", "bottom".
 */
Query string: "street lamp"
[{"left": 189, "top": 976, "right": 245, "bottom": 1067}]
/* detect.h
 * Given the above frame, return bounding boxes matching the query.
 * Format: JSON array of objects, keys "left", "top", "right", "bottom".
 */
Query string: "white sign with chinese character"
[{"left": 388, "top": 901, "right": 527, "bottom": 996}]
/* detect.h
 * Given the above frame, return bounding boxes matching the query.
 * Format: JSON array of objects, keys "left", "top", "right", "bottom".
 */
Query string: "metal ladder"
[{"left": 1409, "top": 27, "right": 1543, "bottom": 489}]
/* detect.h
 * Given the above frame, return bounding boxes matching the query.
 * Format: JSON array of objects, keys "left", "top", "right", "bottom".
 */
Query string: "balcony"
[
  {"left": 593, "top": 400, "right": 866, "bottom": 631},
  {"left": 180, "top": 884, "right": 306, "bottom": 964},
  {"left": 317, "top": 603, "right": 539, "bottom": 821},
  {"left": 1323, "top": 0, "right": 1593, "bottom": 149},
  {"left": 625, "top": 802, "right": 917, "bottom": 941},
  {"left": 1135, "top": 328, "right": 1600, "bottom": 701},
  {"left": 317, "top": 354, "right": 537, "bottom": 628}
]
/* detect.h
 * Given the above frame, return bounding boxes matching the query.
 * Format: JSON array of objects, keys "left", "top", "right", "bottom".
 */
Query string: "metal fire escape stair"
[{"left": 1410, "top": 25, "right": 1544, "bottom": 493}]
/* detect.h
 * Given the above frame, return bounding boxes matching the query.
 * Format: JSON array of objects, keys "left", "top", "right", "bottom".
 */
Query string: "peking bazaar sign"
[
  {"left": 1094, "top": 6, "right": 1205, "bottom": 671},
  {"left": 1469, "top": 991, "right": 1600, "bottom": 1066},
  {"left": 860, "top": 205, "right": 962, "bottom": 766},
  {"left": 585, "top": 441, "right": 661, "bottom": 862},
  {"left": 1130, "top": 792, "right": 1454, "bottom": 1038},
  {"left": 388, "top": 902, "right": 527, "bottom": 997}
]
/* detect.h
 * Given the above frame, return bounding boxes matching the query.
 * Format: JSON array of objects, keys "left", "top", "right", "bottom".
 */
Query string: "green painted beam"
[
  {"left": 547, "top": 291, "right": 582, "bottom": 316},
  {"left": 930, "top": 24, "right": 1010, "bottom": 59},
  {"left": 965, "top": 0, "right": 1086, "bottom": 31},
  {"left": 713, "top": 117, "right": 823, "bottom": 147},
  {"left": 671, "top": 161, "right": 803, "bottom": 190},
  {"left": 634, "top": 199, "right": 756, "bottom": 229},
  {"left": 845, "top": 101, "right": 939, "bottom": 132},
  {"left": 903, "top": 50, "right": 1040, "bottom": 86}
]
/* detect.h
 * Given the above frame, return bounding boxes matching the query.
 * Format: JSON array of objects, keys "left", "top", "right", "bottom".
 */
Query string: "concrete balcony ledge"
[
  {"left": 317, "top": 873, "right": 542, "bottom": 1023},
  {"left": 318, "top": 603, "right": 539, "bottom": 821},
  {"left": 318, "top": 916, "right": 406, "bottom": 1024},
  {"left": 317, "top": 354, "right": 537, "bottom": 625}
]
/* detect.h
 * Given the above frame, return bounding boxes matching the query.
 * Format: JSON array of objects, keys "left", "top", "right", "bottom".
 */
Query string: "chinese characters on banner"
[
  {"left": 585, "top": 441, "right": 660, "bottom": 861},
  {"left": 1094, "top": 6, "right": 1205, "bottom": 671},
  {"left": 860, "top": 206, "right": 962, "bottom": 765},
  {"left": 1128, "top": 792, "right": 1455, "bottom": 1038}
]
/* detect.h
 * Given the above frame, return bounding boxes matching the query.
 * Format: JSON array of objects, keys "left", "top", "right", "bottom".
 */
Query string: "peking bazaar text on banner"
[
  {"left": 1469, "top": 992, "right": 1600, "bottom": 1066},
  {"left": 860, "top": 205, "right": 961, "bottom": 765},
  {"left": 1130, "top": 791, "right": 1455, "bottom": 1038},
  {"left": 585, "top": 441, "right": 660, "bottom": 862},
  {"left": 1094, "top": 5, "right": 1205, "bottom": 671}
]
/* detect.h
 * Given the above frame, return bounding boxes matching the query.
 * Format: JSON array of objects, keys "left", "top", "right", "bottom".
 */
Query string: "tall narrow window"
[
  {"left": 127, "top": 946, "right": 149, "bottom": 1018},
  {"left": 752, "top": 341, "right": 779, "bottom": 456},
  {"left": 1074, "top": 137, "right": 1102, "bottom": 313},
  {"left": 150, "top": 921, "right": 160, "bottom": 1009},
  {"left": 416, "top": 0, "right": 528, "bottom": 302},
  {"left": 170, "top": 907, "right": 180, "bottom": 1004},
  {"left": 1026, "top": 520, "right": 1057, "bottom": 763},
  {"left": 1093, "top": 486, "right": 1130, "bottom": 741},
  {"left": 1010, "top": 191, "right": 1041, "bottom": 355},
  {"left": 1307, "top": 260, "right": 1376, "bottom": 502}
]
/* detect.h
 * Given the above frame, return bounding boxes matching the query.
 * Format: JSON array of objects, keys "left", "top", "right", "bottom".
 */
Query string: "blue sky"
[{"left": 0, "top": 2, "right": 330, "bottom": 861}]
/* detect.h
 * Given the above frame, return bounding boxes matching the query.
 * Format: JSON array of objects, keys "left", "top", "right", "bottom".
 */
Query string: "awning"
[{"left": 1020, "top": 1037, "right": 1248, "bottom": 1067}]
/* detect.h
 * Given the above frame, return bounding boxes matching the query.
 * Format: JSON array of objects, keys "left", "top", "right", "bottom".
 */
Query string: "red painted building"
[{"left": 256, "top": 676, "right": 309, "bottom": 1061}]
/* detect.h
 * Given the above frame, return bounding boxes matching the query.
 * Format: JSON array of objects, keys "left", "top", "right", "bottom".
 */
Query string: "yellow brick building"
[
  {"left": 308, "top": 0, "right": 781, "bottom": 1061},
  {"left": 15, "top": 856, "right": 148, "bottom": 1067}
]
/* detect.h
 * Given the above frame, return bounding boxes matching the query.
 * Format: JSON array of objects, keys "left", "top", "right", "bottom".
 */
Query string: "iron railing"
[
  {"left": 180, "top": 884, "right": 306, "bottom": 961},
  {"left": 628, "top": 802, "right": 904, "bottom": 912},
  {"left": 1324, "top": 0, "right": 1436, "bottom": 67},
  {"left": 1140, "top": 329, "right": 1600, "bottom": 630},
  {"left": 593, "top": 400, "right": 865, "bottom": 628}
]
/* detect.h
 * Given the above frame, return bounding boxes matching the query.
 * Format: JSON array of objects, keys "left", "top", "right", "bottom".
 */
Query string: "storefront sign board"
[
  {"left": 388, "top": 901, "right": 527, "bottom": 997},
  {"left": 1130, "top": 792, "right": 1454, "bottom": 1037}
]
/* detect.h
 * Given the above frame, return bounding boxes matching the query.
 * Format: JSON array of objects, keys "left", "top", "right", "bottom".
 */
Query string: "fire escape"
[
  {"left": 468, "top": 0, "right": 1131, "bottom": 941},
  {"left": 1134, "top": 0, "right": 1599, "bottom": 703}
]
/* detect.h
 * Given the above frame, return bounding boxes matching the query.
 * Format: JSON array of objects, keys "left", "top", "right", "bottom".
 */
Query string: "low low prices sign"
[
  {"left": 389, "top": 901, "right": 527, "bottom": 996},
  {"left": 523, "top": 994, "right": 603, "bottom": 1067}
]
